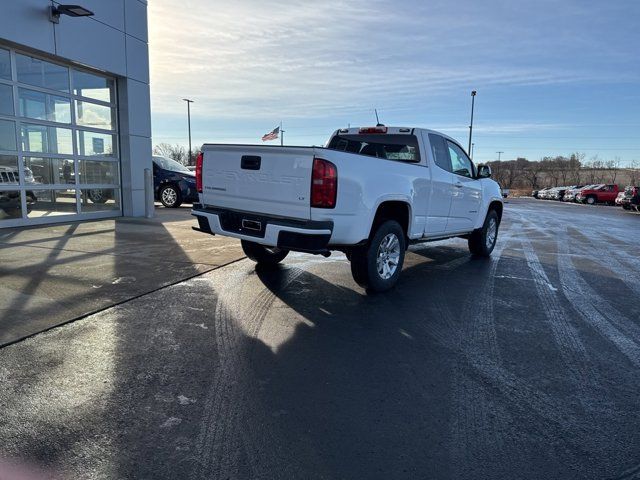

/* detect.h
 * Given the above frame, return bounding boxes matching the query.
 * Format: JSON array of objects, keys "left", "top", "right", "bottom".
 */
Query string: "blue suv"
[{"left": 153, "top": 156, "right": 199, "bottom": 208}]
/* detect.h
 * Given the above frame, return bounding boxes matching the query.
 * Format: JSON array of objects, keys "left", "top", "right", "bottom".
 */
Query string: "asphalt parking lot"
[{"left": 0, "top": 198, "right": 639, "bottom": 479}]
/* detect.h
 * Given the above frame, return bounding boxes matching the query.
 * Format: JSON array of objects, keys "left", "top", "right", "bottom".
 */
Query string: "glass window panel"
[
  {"left": 78, "top": 160, "right": 118, "bottom": 185},
  {"left": 0, "top": 84, "right": 14, "bottom": 116},
  {"left": 21, "top": 123, "right": 73, "bottom": 154},
  {"left": 0, "top": 155, "right": 19, "bottom": 185},
  {"left": 77, "top": 130, "right": 115, "bottom": 157},
  {"left": 80, "top": 188, "right": 119, "bottom": 212},
  {"left": 0, "top": 190, "right": 23, "bottom": 220},
  {"left": 24, "top": 157, "right": 75, "bottom": 185},
  {"left": 20, "top": 89, "right": 45, "bottom": 120},
  {"left": 16, "top": 54, "right": 69, "bottom": 92},
  {"left": 447, "top": 141, "right": 474, "bottom": 178},
  {"left": 0, "top": 119, "right": 17, "bottom": 151},
  {"left": 27, "top": 188, "right": 77, "bottom": 218},
  {"left": 0, "top": 48, "right": 10, "bottom": 80},
  {"left": 75, "top": 100, "right": 114, "bottom": 130},
  {"left": 429, "top": 133, "right": 452, "bottom": 172},
  {"left": 18, "top": 88, "right": 71, "bottom": 123},
  {"left": 73, "top": 70, "right": 114, "bottom": 103}
]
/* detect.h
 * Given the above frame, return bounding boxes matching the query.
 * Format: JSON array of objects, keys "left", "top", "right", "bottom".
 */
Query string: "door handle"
[{"left": 454, "top": 182, "right": 463, "bottom": 188}]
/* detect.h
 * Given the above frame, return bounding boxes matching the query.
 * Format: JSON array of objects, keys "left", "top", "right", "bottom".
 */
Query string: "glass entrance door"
[{"left": 0, "top": 46, "right": 121, "bottom": 227}]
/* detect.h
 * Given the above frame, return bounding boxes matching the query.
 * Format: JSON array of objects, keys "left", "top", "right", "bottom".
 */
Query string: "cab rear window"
[{"left": 327, "top": 134, "right": 421, "bottom": 163}]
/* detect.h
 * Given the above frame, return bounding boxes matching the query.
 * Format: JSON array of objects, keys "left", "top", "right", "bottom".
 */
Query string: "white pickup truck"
[{"left": 192, "top": 126, "right": 503, "bottom": 292}]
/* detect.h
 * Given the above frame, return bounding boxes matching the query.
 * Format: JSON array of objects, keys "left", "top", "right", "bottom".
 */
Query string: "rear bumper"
[{"left": 191, "top": 205, "right": 333, "bottom": 254}]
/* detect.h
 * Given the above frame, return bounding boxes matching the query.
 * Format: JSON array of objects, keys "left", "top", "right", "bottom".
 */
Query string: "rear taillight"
[
  {"left": 195, "top": 152, "right": 203, "bottom": 193},
  {"left": 311, "top": 157, "right": 337, "bottom": 208}
]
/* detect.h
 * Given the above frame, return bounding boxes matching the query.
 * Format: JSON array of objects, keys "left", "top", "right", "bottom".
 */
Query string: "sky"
[{"left": 148, "top": 0, "right": 640, "bottom": 165}]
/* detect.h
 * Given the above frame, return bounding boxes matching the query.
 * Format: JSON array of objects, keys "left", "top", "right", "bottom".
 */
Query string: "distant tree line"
[
  {"left": 486, "top": 153, "right": 639, "bottom": 189},
  {"left": 153, "top": 143, "right": 200, "bottom": 166}
]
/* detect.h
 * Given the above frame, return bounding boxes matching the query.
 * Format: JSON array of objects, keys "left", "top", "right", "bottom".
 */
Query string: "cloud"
[{"left": 148, "top": 0, "right": 639, "bottom": 119}]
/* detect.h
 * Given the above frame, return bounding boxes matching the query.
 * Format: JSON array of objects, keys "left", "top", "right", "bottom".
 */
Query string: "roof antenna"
[{"left": 375, "top": 109, "right": 384, "bottom": 127}]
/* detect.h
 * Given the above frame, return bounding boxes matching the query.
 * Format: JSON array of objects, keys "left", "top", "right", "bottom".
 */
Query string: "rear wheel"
[
  {"left": 468, "top": 209, "right": 499, "bottom": 257},
  {"left": 241, "top": 240, "right": 289, "bottom": 266},
  {"left": 350, "top": 220, "right": 405, "bottom": 293}
]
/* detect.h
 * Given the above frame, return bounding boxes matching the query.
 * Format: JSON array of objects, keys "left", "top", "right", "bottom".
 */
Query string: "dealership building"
[{"left": 0, "top": 0, "right": 151, "bottom": 228}]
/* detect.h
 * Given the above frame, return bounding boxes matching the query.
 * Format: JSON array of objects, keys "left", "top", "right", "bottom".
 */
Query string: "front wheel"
[
  {"left": 88, "top": 189, "right": 108, "bottom": 204},
  {"left": 468, "top": 209, "right": 499, "bottom": 257},
  {"left": 160, "top": 185, "right": 182, "bottom": 208},
  {"left": 350, "top": 220, "right": 406, "bottom": 293},
  {"left": 586, "top": 196, "right": 596, "bottom": 205},
  {"left": 241, "top": 240, "right": 289, "bottom": 266}
]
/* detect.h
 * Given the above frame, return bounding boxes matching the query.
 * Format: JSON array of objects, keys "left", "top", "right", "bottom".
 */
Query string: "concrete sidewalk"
[{"left": 0, "top": 206, "right": 244, "bottom": 346}]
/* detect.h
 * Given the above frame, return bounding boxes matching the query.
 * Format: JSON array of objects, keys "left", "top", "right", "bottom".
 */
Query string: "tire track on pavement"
[
  {"left": 576, "top": 230, "right": 640, "bottom": 294},
  {"left": 435, "top": 219, "right": 609, "bottom": 477},
  {"left": 556, "top": 228, "right": 640, "bottom": 368},
  {"left": 446, "top": 224, "right": 515, "bottom": 479},
  {"left": 519, "top": 233, "right": 604, "bottom": 406},
  {"left": 190, "top": 266, "right": 306, "bottom": 479}
]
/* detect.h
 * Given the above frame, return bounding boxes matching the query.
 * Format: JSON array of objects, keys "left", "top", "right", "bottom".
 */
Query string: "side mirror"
[{"left": 477, "top": 164, "right": 492, "bottom": 178}]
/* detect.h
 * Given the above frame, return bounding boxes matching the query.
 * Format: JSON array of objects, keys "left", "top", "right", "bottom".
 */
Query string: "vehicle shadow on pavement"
[
  {"left": 225, "top": 255, "right": 502, "bottom": 479},
  {"left": 0, "top": 212, "right": 241, "bottom": 479}
]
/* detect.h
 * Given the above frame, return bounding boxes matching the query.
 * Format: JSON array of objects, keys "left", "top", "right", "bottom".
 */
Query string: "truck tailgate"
[{"left": 201, "top": 145, "right": 315, "bottom": 220}]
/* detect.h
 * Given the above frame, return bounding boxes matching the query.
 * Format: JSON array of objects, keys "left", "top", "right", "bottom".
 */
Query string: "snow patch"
[
  {"left": 160, "top": 417, "right": 182, "bottom": 428},
  {"left": 178, "top": 395, "right": 196, "bottom": 405}
]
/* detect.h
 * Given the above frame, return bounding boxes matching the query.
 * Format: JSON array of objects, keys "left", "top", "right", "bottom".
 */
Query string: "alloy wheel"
[
  {"left": 376, "top": 233, "right": 401, "bottom": 280},
  {"left": 162, "top": 187, "right": 177, "bottom": 206},
  {"left": 486, "top": 217, "right": 498, "bottom": 249}
]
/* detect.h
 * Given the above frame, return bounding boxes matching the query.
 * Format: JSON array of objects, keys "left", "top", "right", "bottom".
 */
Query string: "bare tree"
[
  {"left": 153, "top": 143, "right": 188, "bottom": 165},
  {"left": 556, "top": 156, "right": 573, "bottom": 185},
  {"left": 629, "top": 160, "right": 639, "bottom": 186},
  {"left": 584, "top": 156, "right": 606, "bottom": 184},
  {"left": 487, "top": 160, "right": 510, "bottom": 188},
  {"left": 570, "top": 152, "right": 584, "bottom": 184},
  {"left": 605, "top": 157, "right": 621, "bottom": 184},
  {"left": 522, "top": 160, "right": 545, "bottom": 189},
  {"left": 542, "top": 157, "right": 561, "bottom": 186}
]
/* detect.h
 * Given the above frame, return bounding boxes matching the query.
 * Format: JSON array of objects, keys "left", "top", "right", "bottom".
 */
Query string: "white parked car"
[{"left": 192, "top": 126, "right": 503, "bottom": 292}]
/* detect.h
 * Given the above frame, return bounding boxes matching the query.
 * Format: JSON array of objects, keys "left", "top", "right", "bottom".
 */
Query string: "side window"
[
  {"left": 428, "top": 134, "right": 451, "bottom": 172},
  {"left": 446, "top": 141, "right": 474, "bottom": 178}
]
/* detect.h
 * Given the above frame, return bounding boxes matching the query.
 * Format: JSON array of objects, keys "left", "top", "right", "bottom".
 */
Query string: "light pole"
[
  {"left": 496, "top": 151, "right": 504, "bottom": 161},
  {"left": 182, "top": 98, "right": 194, "bottom": 164},
  {"left": 468, "top": 90, "right": 476, "bottom": 156},
  {"left": 471, "top": 143, "right": 475, "bottom": 160}
]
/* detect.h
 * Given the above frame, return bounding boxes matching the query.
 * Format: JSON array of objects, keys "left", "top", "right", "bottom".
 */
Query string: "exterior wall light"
[{"left": 49, "top": 4, "right": 95, "bottom": 23}]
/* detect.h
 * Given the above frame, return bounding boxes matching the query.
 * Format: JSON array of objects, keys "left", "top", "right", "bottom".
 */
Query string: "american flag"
[{"left": 261, "top": 126, "right": 280, "bottom": 142}]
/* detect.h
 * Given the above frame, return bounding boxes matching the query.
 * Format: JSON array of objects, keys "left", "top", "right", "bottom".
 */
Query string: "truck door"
[
  {"left": 444, "top": 141, "right": 482, "bottom": 233},
  {"left": 422, "top": 132, "right": 454, "bottom": 235}
]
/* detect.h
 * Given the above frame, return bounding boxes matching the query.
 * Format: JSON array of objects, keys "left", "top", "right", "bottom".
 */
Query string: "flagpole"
[{"left": 280, "top": 121, "right": 284, "bottom": 146}]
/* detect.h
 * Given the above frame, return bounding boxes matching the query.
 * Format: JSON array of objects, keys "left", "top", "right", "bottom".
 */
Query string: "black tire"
[
  {"left": 468, "top": 209, "right": 500, "bottom": 257},
  {"left": 241, "top": 240, "right": 289, "bottom": 266},
  {"left": 159, "top": 184, "right": 182, "bottom": 208},
  {"left": 586, "top": 195, "right": 596, "bottom": 205},
  {"left": 623, "top": 204, "right": 631, "bottom": 210},
  {"left": 350, "top": 220, "right": 406, "bottom": 293},
  {"left": 88, "top": 189, "right": 108, "bottom": 204}
]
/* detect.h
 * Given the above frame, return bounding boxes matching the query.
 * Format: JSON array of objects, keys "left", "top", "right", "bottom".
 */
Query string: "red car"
[{"left": 576, "top": 184, "right": 620, "bottom": 205}]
